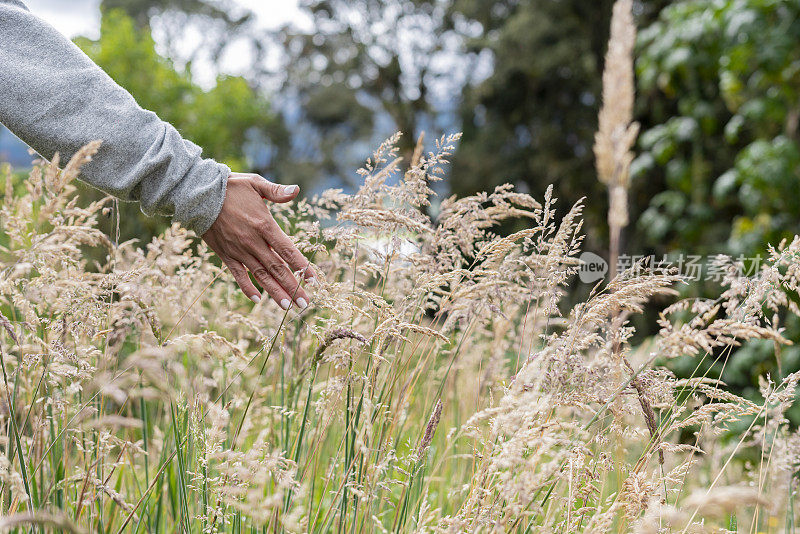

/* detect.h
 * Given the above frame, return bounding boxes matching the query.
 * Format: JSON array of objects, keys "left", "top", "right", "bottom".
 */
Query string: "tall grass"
[{"left": 0, "top": 2, "right": 799, "bottom": 532}]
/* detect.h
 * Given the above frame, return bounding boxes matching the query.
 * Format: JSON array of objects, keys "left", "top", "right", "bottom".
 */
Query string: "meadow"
[{"left": 0, "top": 1, "right": 798, "bottom": 532}]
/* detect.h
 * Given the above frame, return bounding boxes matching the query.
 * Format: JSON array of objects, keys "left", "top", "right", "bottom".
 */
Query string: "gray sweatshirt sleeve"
[{"left": 0, "top": 0, "right": 229, "bottom": 235}]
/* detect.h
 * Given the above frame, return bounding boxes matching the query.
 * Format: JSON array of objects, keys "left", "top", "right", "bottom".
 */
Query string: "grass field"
[{"left": 0, "top": 1, "right": 799, "bottom": 532}]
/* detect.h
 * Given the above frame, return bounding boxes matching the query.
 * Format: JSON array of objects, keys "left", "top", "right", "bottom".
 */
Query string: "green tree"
[
  {"left": 100, "top": 0, "right": 259, "bottom": 69},
  {"left": 269, "top": 0, "right": 474, "bottom": 189},
  {"left": 635, "top": 0, "right": 800, "bottom": 258},
  {"left": 634, "top": 0, "right": 800, "bottom": 413},
  {"left": 447, "top": 0, "right": 669, "bottom": 248}
]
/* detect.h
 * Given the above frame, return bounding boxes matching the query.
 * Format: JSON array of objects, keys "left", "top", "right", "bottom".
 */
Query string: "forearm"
[{"left": 0, "top": 0, "right": 228, "bottom": 234}]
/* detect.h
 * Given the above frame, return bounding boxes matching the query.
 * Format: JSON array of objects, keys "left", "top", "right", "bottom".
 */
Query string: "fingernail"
[
  {"left": 250, "top": 294, "right": 261, "bottom": 304},
  {"left": 283, "top": 185, "right": 299, "bottom": 195},
  {"left": 296, "top": 297, "right": 308, "bottom": 309},
  {"left": 279, "top": 298, "right": 291, "bottom": 310}
]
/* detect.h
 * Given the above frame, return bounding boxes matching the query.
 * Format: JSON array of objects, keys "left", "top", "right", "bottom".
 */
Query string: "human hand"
[{"left": 201, "top": 173, "right": 313, "bottom": 309}]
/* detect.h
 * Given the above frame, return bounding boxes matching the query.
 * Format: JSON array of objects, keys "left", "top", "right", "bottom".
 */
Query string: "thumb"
[{"left": 249, "top": 175, "right": 299, "bottom": 203}]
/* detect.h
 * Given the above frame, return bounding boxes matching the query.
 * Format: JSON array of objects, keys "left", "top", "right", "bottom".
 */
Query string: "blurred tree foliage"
[
  {"left": 633, "top": 0, "right": 800, "bottom": 408},
  {"left": 268, "top": 0, "right": 673, "bottom": 213},
  {"left": 100, "top": 0, "right": 260, "bottom": 68},
  {"left": 449, "top": 0, "right": 613, "bottom": 243},
  {"left": 269, "top": 0, "right": 472, "bottom": 189},
  {"left": 635, "top": 0, "right": 800, "bottom": 259},
  {"left": 447, "top": 0, "right": 670, "bottom": 248},
  {"left": 73, "top": 9, "right": 274, "bottom": 242},
  {"left": 102, "top": 0, "right": 248, "bottom": 28}
]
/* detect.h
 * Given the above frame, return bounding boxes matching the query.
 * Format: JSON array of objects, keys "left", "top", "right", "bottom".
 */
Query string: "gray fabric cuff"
[{"left": 168, "top": 159, "right": 230, "bottom": 236}]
